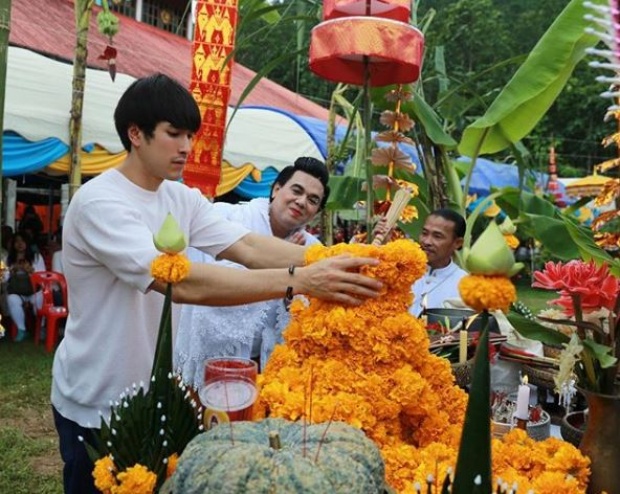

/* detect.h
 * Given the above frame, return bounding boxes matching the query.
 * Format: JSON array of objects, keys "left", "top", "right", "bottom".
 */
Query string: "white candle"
[
  {"left": 515, "top": 376, "right": 530, "bottom": 420},
  {"left": 459, "top": 330, "right": 468, "bottom": 363}
]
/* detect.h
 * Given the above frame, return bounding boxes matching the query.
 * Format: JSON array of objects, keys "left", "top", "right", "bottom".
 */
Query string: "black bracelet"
[
  {"left": 284, "top": 264, "right": 296, "bottom": 304},
  {"left": 285, "top": 286, "right": 294, "bottom": 301}
]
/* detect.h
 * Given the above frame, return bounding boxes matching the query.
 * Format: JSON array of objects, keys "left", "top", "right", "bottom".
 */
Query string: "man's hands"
[{"left": 295, "top": 255, "right": 382, "bottom": 305}]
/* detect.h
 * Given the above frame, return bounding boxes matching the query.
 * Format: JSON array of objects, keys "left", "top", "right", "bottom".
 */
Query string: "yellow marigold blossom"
[
  {"left": 503, "top": 233, "right": 519, "bottom": 250},
  {"left": 258, "top": 240, "right": 588, "bottom": 492},
  {"left": 114, "top": 464, "right": 157, "bottom": 494},
  {"left": 166, "top": 453, "right": 178, "bottom": 478},
  {"left": 150, "top": 253, "right": 190, "bottom": 284},
  {"left": 458, "top": 274, "right": 517, "bottom": 312},
  {"left": 400, "top": 205, "right": 418, "bottom": 223},
  {"left": 93, "top": 455, "right": 117, "bottom": 494}
]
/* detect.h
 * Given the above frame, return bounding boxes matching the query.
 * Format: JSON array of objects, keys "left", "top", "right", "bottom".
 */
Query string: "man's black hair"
[
  {"left": 269, "top": 157, "right": 331, "bottom": 210},
  {"left": 114, "top": 73, "right": 201, "bottom": 151},
  {"left": 429, "top": 208, "right": 466, "bottom": 238}
]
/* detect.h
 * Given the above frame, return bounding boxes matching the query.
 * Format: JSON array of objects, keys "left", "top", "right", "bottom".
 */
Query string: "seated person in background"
[
  {"left": 3, "top": 232, "right": 45, "bottom": 341},
  {"left": 408, "top": 208, "right": 468, "bottom": 317},
  {"left": 175, "top": 156, "right": 329, "bottom": 389}
]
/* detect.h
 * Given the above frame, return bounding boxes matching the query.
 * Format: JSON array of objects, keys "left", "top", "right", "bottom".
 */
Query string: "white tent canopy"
[{"left": 5, "top": 46, "right": 324, "bottom": 171}]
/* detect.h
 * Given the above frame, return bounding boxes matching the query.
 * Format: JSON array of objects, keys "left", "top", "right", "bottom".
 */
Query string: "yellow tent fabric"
[
  {"left": 45, "top": 149, "right": 259, "bottom": 196},
  {"left": 46, "top": 146, "right": 126, "bottom": 175},
  {"left": 216, "top": 162, "right": 255, "bottom": 196}
]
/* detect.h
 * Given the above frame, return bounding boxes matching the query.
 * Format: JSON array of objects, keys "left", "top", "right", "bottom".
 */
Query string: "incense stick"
[{"left": 372, "top": 188, "right": 411, "bottom": 246}]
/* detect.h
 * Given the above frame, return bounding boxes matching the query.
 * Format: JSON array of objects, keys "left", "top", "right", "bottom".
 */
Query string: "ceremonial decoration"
[
  {"left": 184, "top": 0, "right": 238, "bottom": 196},
  {"left": 255, "top": 241, "right": 587, "bottom": 492},
  {"left": 87, "top": 215, "right": 202, "bottom": 493},
  {"left": 458, "top": 221, "right": 522, "bottom": 313}
]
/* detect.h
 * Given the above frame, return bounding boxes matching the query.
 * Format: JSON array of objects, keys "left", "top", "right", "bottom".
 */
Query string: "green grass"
[
  {"left": 0, "top": 339, "right": 63, "bottom": 494},
  {"left": 513, "top": 276, "right": 557, "bottom": 314}
]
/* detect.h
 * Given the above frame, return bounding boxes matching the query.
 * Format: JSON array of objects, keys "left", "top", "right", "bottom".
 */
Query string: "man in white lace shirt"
[
  {"left": 175, "top": 157, "right": 329, "bottom": 388},
  {"left": 409, "top": 209, "right": 468, "bottom": 316}
]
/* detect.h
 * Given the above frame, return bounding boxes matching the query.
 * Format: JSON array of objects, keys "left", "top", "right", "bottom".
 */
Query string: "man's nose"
[{"left": 180, "top": 135, "right": 192, "bottom": 153}]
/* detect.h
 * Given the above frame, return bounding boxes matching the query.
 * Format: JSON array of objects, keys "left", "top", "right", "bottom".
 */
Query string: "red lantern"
[
  {"left": 309, "top": 17, "right": 424, "bottom": 86},
  {"left": 323, "top": 0, "right": 411, "bottom": 23}
]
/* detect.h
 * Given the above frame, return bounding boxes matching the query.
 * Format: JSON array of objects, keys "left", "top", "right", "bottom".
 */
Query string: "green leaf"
[
  {"left": 582, "top": 339, "right": 618, "bottom": 369},
  {"left": 409, "top": 93, "right": 457, "bottom": 148},
  {"left": 458, "top": 0, "right": 605, "bottom": 156},
  {"left": 507, "top": 312, "right": 570, "bottom": 346},
  {"left": 452, "top": 319, "right": 491, "bottom": 493},
  {"left": 325, "top": 176, "right": 365, "bottom": 211}
]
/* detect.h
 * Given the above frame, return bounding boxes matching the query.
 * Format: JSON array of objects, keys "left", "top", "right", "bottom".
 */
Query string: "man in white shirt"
[
  {"left": 51, "top": 73, "right": 382, "bottom": 494},
  {"left": 409, "top": 209, "right": 468, "bottom": 316},
  {"left": 175, "top": 157, "right": 328, "bottom": 387}
]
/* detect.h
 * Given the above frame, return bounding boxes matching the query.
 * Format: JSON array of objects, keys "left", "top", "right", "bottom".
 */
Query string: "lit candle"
[
  {"left": 459, "top": 330, "right": 468, "bottom": 363},
  {"left": 515, "top": 375, "right": 530, "bottom": 420}
]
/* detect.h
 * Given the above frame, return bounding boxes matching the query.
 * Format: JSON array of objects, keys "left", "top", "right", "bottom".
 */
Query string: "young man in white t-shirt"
[{"left": 51, "top": 73, "right": 382, "bottom": 494}]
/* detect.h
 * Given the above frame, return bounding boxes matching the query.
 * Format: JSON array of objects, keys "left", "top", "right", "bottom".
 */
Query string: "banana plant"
[{"left": 373, "top": 0, "right": 606, "bottom": 221}]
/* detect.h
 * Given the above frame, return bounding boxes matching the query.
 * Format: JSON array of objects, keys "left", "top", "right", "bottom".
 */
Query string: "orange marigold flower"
[
  {"left": 150, "top": 253, "right": 190, "bottom": 284},
  {"left": 458, "top": 274, "right": 517, "bottom": 312},
  {"left": 92, "top": 455, "right": 117, "bottom": 494},
  {"left": 166, "top": 453, "right": 178, "bottom": 478},
  {"left": 114, "top": 464, "right": 157, "bottom": 494}
]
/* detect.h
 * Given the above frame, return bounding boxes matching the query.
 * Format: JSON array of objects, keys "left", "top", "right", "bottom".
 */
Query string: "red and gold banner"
[{"left": 184, "top": 0, "right": 238, "bottom": 197}]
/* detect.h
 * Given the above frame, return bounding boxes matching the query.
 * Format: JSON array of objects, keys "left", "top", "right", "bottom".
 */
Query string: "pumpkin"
[{"left": 165, "top": 418, "right": 387, "bottom": 493}]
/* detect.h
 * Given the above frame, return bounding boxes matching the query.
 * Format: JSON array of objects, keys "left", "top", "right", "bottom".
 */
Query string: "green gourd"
[{"left": 164, "top": 418, "right": 387, "bottom": 493}]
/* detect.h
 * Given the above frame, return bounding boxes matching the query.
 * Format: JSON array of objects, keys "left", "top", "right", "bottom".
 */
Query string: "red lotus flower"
[{"left": 533, "top": 260, "right": 619, "bottom": 315}]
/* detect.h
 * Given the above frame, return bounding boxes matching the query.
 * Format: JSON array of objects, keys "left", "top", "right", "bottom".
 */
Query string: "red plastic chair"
[{"left": 30, "top": 271, "right": 68, "bottom": 352}]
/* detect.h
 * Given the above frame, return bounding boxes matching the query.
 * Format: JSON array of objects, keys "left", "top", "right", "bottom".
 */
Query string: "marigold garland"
[
  {"left": 150, "top": 253, "right": 191, "bottom": 284},
  {"left": 257, "top": 239, "right": 589, "bottom": 493},
  {"left": 458, "top": 274, "right": 517, "bottom": 312}
]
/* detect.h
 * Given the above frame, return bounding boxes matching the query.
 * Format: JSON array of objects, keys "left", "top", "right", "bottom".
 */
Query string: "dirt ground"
[{"left": 10, "top": 406, "right": 63, "bottom": 476}]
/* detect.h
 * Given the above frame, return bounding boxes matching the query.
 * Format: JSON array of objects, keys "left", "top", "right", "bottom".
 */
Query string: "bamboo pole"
[
  {"left": 0, "top": 0, "right": 11, "bottom": 247},
  {"left": 68, "top": 0, "right": 94, "bottom": 201}
]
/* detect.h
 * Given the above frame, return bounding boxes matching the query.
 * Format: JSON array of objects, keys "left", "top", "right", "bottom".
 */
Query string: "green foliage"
[
  {"left": 452, "top": 320, "right": 491, "bottom": 493},
  {"left": 458, "top": 0, "right": 604, "bottom": 157}
]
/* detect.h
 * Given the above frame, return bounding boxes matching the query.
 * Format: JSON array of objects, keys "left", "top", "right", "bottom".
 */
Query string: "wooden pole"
[
  {"left": 0, "top": 0, "right": 11, "bottom": 248},
  {"left": 68, "top": 0, "right": 94, "bottom": 201}
]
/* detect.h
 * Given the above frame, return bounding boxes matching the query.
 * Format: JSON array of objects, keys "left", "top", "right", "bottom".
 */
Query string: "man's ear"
[
  {"left": 271, "top": 183, "right": 282, "bottom": 201},
  {"left": 128, "top": 124, "right": 141, "bottom": 146},
  {"left": 455, "top": 237, "right": 464, "bottom": 250}
]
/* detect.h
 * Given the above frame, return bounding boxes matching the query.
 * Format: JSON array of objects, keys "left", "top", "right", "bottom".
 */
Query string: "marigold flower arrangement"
[
  {"left": 256, "top": 238, "right": 589, "bottom": 493},
  {"left": 87, "top": 214, "right": 202, "bottom": 494}
]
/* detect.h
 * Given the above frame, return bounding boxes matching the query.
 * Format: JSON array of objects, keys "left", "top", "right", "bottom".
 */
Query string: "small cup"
[{"left": 199, "top": 357, "right": 258, "bottom": 428}]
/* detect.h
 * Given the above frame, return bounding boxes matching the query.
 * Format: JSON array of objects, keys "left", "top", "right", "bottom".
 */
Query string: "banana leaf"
[
  {"left": 458, "top": 0, "right": 605, "bottom": 157},
  {"left": 452, "top": 319, "right": 491, "bottom": 494},
  {"left": 507, "top": 312, "right": 570, "bottom": 346}
]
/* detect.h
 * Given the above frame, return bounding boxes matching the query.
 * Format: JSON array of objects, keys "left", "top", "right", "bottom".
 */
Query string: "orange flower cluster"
[
  {"left": 257, "top": 240, "right": 589, "bottom": 493},
  {"left": 256, "top": 240, "right": 468, "bottom": 490},
  {"left": 150, "top": 253, "right": 190, "bottom": 284},
  {"left": 492, "top": 429, "right": 590, "bottom": 493},
  {"left": 92, "top": 456, "right": 160, "bottom": 494},
  {"left": 458, "top": 274, "right": 517, "bottom": 312}
]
